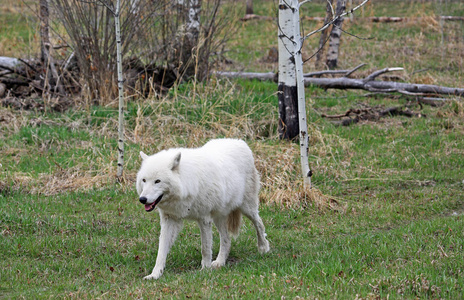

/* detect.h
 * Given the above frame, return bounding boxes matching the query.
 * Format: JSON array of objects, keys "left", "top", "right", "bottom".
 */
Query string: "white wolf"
[{"left": 136, "top": 138, "right": 270, "bottom": 280}]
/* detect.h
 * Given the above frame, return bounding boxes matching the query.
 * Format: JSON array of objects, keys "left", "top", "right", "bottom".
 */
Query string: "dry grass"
[
  {"left": 0, "top": 77, "right": 347, "bottom": 211},
  {"left": 254, "top": 132, "right": 348, "bottom": 210}
]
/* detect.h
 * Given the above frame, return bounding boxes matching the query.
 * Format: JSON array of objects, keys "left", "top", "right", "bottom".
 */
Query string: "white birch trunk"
[
  {"left": 115, "top": 0, "right": 125, "bottom": 179},
  {"left": 326, "top": 0, "right": 346, "bottom": 69},
  {"left": 291, "top": 0, "right": 312, "bottom": 188},
  {"left": 278, "top": 0, "right": 312, "bottom": 187},
  {"left": 278, "top": 0, "right": 299, "bottom": 140},
  {"left": 175, "top": 0, "right": 201, "bottom": 79},
  {"left": 315, "top": 0, "right": 333, "bottom": 69},
  {"left": 186, "top": 0, "right": 201, "bottom": 39},
  {"left": 277, "top": 1, "right": 295, "bottom": 88},
  {"left": 246, "top": 0, "right": 253, "bottom": 15}
]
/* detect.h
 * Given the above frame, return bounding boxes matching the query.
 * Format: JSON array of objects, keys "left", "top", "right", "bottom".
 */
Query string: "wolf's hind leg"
[
  {"left": 241, "top": 209, "right": 270, "bottom": 254},
  {"left": 211, "top": 216, "right": 231, "bottom": 268}
]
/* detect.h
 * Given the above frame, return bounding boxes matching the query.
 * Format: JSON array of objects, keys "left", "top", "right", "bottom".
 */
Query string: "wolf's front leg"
[
  {"left": 197, "top": 218, "right": 213, "bottom": 269},
  {"left": 144, "top": 213, "right": 183, "bottom": 280}
]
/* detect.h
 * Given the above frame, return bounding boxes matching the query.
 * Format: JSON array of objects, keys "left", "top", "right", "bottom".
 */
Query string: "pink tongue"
[{"left": 145, "top": 203, "right": 154, "bottom": 211}]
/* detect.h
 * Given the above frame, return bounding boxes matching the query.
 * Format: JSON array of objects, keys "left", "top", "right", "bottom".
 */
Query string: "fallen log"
[
  {"left": 236, "top": 13, "right": 464, "bottom": 23},
  {"left": 304, "top": 75, "right": 464, "bottom": 97},
  {"left": 241, "top": 14, "right": 273, "bottom": 21},
  {"left": 304, "top": 16, "right": 464, "bottom": 23},
  {"left": 212, "top": 64, "right": 365, "bottom": 81},
  {"left": 213, "top": 71, "right": 276, "bottom": 81},
  {"left": 213, "top": 68, "right": 464, "bottom": 98},
  {"left": 0, "top": 56, "right": 22, "bottom": 70},
  {"left": 0, "top": 83, "right": 5, "bottom": 97}
]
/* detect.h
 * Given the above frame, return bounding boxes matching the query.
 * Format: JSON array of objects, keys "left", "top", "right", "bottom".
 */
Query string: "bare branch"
[
  {"left": 364, "top": 67, "right": 404, "bottom": 82},
  {"left": 344, "top": 63, "right": 366, "bottom": 77},
  {"left": 338, "top": 25, "right": 373, "bottom": 40},
  {"left": 326, "top": 0, "right": 335, "bottom": 20},
  {"left": 302, "top": 0, "right": 370, "bottom": 41}
]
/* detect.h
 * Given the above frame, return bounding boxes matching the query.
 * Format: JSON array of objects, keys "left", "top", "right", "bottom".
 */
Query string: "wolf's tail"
[{"left": 227, "top": 209, "right": 242, "bottom": 238}]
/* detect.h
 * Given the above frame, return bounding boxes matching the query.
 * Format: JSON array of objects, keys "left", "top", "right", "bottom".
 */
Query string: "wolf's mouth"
[{"left": 144, "top": 194, "right": 163, "bottom": 212}]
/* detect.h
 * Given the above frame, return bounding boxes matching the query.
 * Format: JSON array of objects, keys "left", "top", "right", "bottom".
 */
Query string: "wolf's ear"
[
  {"left": 140, "top": 151, "right": 149, "bottom": 160},
  {"left": 171, "top": 152, "right": 181, "bottom": 171}
]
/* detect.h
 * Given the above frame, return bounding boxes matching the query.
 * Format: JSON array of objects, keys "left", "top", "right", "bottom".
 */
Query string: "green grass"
[
  {"left": 1, "top": 78, "right": 464, "bottom": 299},
  {"left": 2, "top": 0, "right": 464, "bottom": 298},
  {"left": 1, "top": 189, "right": 463, "bottom": 298}
]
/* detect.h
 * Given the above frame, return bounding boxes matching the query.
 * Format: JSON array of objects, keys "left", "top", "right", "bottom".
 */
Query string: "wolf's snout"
[{"left": 139, "top": 196, "right": 148, "bottom": 204}]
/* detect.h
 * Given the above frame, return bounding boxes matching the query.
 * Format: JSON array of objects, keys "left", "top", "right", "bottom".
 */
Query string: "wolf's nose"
[{"left": 139, "top": 197, "right": 147, "bottom": 204}]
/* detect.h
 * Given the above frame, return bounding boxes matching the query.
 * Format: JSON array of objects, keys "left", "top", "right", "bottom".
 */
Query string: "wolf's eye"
[
  {"left": 155, "top": 179, "right": 161, "bottom": 184},
  {"left": 142, "top": 179, "right": 146, "bottom": 183}
]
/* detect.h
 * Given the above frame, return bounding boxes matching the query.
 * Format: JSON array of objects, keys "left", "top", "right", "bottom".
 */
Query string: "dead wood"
[
  {"left": 304, "top": 16, "right": 464, "bottom": 23},
  {"left": 213, "top": 67, "right": 464, "bottom": 99},
  {"left": 213, "top": 64, "right": 366, "bottom": 81},
  {"left": 213, "top": 71, "right": 276, "bottom": 81},
  {"left": 0, "top": 83, "right": 6, "bottom": 98},
  {"left": 0, "top": 53, "right": 181, "bottom": 108},
  {"left": 320, "top": 103, "right": 425, "bottom": 126},
  {"left": 237, "top": 14, "right": 464, "bottom": 23},
  {"left": 304, "top": 75, "right": 464, "bottom": 97},
  {"left": 0, "top": 78, "right": 31, "bottom": 86},
  {"left": 1, "top": 96, "right": 71, "bottom": 112},
  {"left": 0, "top": 57, "right": 23, "bottom": 71},
  {"left": 241, "top": 14, "right": 274, "bottom": 21}
]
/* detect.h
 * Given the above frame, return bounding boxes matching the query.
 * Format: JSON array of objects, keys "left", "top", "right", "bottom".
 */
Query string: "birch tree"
[
  {"left": 278, "top": 0, "right": 311, "bottom": 187},
  {"left": 315, "top": 0, "right": 333, "bottom": 69},
  {"left": 74, "top": 0, "right": 125, "bottom": 179},
  {"left": 326, "top": 0, "right": 346, "bottom": 69},
  {"left": 278, "top": 0, "right": 370, "bottom": 186},
  {"left": 114, "top": 0, "right": 125, "bottom": 180},
  {"left": 246, "top": 0, "right": 253, "bottom": 15},
  {"left": 177, "top": 0, "right": 202, "bottom": 79},
  {"left": 277, "top": 0, "right": 299, "bottom": 140}
]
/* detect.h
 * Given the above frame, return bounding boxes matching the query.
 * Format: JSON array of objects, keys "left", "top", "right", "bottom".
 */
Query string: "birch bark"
[
  {"left": 315, "top": 0, "right": 333, "bottom": 69},
  {"left": 326, "top": 0, "right": 346, "bottom": 69},
  {"left": 246, "top": 0, "right": 253, "bottom": 15},
  {"left": 177, "top": 0, "right": 201, "bottom": 79},
  {"left": 291, "top": 0, "right": 312, "bottom": 188},
  {"left": 278, "top": 0, "right": 312, "bottom": 187},
  {"left": 277, "top": 0, "right": 298, "bottom": 140},
  {"left": 115, "top": 0, "right": 125, "bottom": 179}
]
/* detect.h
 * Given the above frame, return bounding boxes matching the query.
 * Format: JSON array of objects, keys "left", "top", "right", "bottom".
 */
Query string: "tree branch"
[
  {"left": 364, "top": 67, "right": 404, "bottom": 82},
  {"left": 302, "top": 0, "right": 370, "bottom": 41}
]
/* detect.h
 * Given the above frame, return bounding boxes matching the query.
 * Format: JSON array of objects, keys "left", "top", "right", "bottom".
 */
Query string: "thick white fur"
[{"left": 136, "top": 138, "right": 270, "bottom": 280}]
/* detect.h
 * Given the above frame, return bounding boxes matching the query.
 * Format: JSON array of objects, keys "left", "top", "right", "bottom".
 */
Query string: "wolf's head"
[{"left": 136, "top": 150, "right": 181, "bottom": 212}]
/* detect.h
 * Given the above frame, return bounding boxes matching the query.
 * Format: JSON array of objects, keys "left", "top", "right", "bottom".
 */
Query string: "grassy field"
[{"left": 1, "top": 0, "right": 464, "bottom": 299}]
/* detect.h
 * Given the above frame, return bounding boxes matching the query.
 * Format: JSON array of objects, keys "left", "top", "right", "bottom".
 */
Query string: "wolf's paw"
[
  {"left": 211, "top": 260, "right": 225, "bottom": 269},
  {"left": 258, "top": 240, "right": 270, "bottom": 254},
  {"left": 201, "top": 260, "right": 212, "bottom": 270},
  {"left": 143, "top": 270, "right": 162, "bottom": 280}
]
